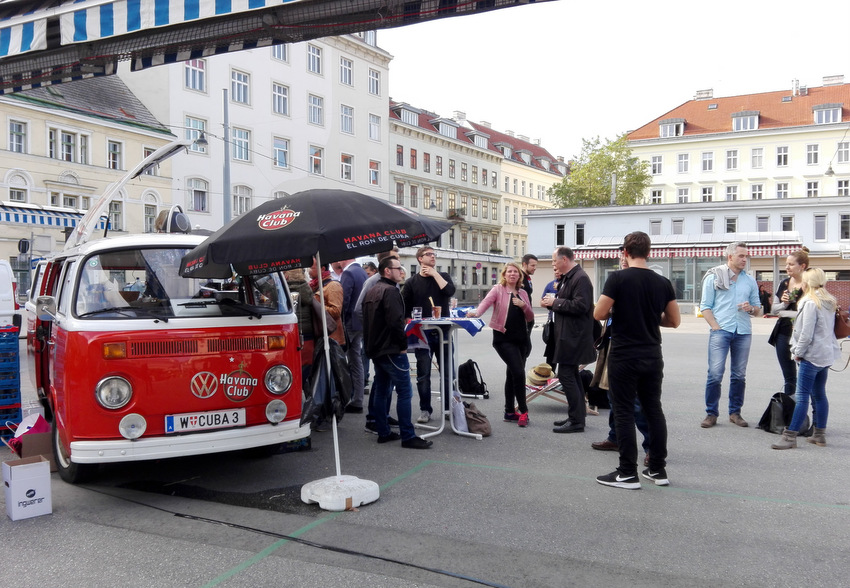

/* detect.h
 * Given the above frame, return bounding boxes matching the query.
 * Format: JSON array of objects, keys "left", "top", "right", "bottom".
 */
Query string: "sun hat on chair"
[{"left": 527, "top": 363, "right": 553, "bottom": 386}]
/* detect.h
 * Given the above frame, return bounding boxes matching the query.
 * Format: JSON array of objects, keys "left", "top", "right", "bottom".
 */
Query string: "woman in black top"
[{"left": 770, "top": 248, "right": 809, "bottom": 396}]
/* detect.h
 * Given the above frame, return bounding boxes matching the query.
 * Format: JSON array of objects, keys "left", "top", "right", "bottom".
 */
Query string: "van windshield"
[{"left": 75, "top": 247, "right": 291, "bottom": 319}]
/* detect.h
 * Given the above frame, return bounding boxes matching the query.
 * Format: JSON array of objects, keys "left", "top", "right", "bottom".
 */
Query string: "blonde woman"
[
  {"left": 467, "top": 262, "right": 534, "bottom": 427},
  {"left": 772, "top": 268, "right": 841, "bottom": 449}
]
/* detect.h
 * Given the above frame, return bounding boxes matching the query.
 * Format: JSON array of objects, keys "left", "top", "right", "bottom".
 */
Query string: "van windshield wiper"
[
  {"left": 78, "top": 306, "right": 169, "bottom": 322},
  {"left": 179, "top": 297, "right": 264, "bottom": 319}
]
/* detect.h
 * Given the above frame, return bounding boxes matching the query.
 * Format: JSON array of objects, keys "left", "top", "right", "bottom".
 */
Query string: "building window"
[
  {"left": 776, "top": 182, "right": 789, "bottom": 199},
  {"left": 472, "top": 165, "right": 478, "bottom": 184},
  {"left": 702, "top": 187, "right": 713, "bottom": 202},
  {"left": 677, "top": 188, "right": 689, "bottom": 203},
  {"left": 672, "top": 219, "right": 683, "bottom": 234},
  {"left": 726, "top": 186, "right": 738, "bottom": 201},
  {"left": 309, "top": 146, "right": 323, "bottom": 175},
  {"left": 395, "top": 182, "right": 404, "bottom": 206},
  {"left": 369, "top": 160, "right": 380, "bottom": 186},
  {"left": 838, "top": 142, "right": 850, "bottom": 164},
  {"left": 8, "top": 120, "right": 26, "bottom": 153},
  {"left": 232, "top": 185, "right": 252, "bottom": 217},
  {"left": 751, "top": 147, "right": 763, "bottom": 168},
  {"left": 732, "top": 114, "right": 758, "bottom": 131},
  {"left": 481, "top": 197, "right": 487, "bottom": 219},
  {"left": 436, "top": 190, "right": 444, "bottom": 212},
  {"left": 340, "top": 104, "right": 354, "bottom": 134},
  {"left": 649, "top": 220, "right": 661, "bottom": 235},
  {"left": 838, "top": 179, "right": 850, "bottom": 197},
  {"left": 491, "top": 201, "right": 497, "bottom": 220},
  {"left": 188, "top": 178, "right": 208, "bottom": 212},
  {"left": 781, "top": 215, "right": 794, "bottom": 231},
  {"left": 650, "top": 189, "right": 662, "bottom": 204},
  {"left": 726, "top": 149, "right": 738, "bottom": 170},
  {"left": 757, "top": 216, "right": 769, "bottom": 231},
  {"left": 814, "top": 106, "right": 841, "bottom": 124},
  {"left": 307, "top": 44, "right": 322, "bottom": 74},
  {"left": 448, "top": 159, "right": 455, "bottom": 179},
  {"left": 575, "top": 223, "right": 585, "bottom": 245},
  {"left": 8, "top": 188, "right": 26, "bottom": 202},
  {"left": 368, "top": 114, "right": 380, "bottom": 141},
  {"left": 470, "top": 197, "right": 478, "bottom": 217},
  {"left": 807, "top": 181, "right": 819, "bottom": 197},
  {"left": 410, "top": 185, "right": 418, "bottom": 208},
  {"left": 271, "top": 44, "right": 288, "bottom": 62},
  {"left": 396, "top": 144, "right": 403, "bottom": 166},
  {"left": 142, "top": 147, "right": 157, "bottom": 175},
  {"left": 436, "top": 156, "right": 443, "bottom": 175},
  {"left": 807, "top": 144, "right": 819, "bottom": 165},
  {"left": 513, "top": 207, "right": 518, "bottom": 224},
  {"left": 184, "top": 59, "right": 205, "bottom": 92},
  {"left": 340, "top": 153, "right": 353, "bottom": 181},
  {"left": 492, "top": 171, "right": 497, "bottom": 188},
  {"left": 272, "top": 83, "right": 289, "bottom": 116},
  {"left": 726, "top": 217, "right": 737, "bottom": 233},
  {"left": 505, "top": 205, "right": 509, "bottom": 222},
  {"left": 339, "top": 57, "right": 353, "bottom": 85},
  {"left": 368, "top": 69, "right": 380, "bottom": 95},
  {"left": 108, "top": 201, "right": 123, "bottom": 231},
  {"left": 751, "top": 184, "right": 763, "bottom": 200},
  {"left": 660, "top": 122, "right": 684, "bottom": 137},
  {"left": 677, "top": 153, "right": 689, "bottom": 173},
  {"left": 184, "top": 116, "right": 207, "bottom": 153},
  {"left": 410, "top": 148, "right": 417, "bottom": 170},
  {"left": 504, "top": 176, "right": 510, "bottom": 192},
  {"left": 702, "top": 152, "right": 713, "bottom": 172},
  {"left": 308, "top": 94, "right": 324, "bottom": 125},
  {"left": 273, "top": 137, "right": 289, "bottom": 168},
  {"left": 231, "top": 128, "right": 250, "bottom": 161},
  {"left": 461, "top": 162, "right": 468, "bottom": 182},
  {"left": 814, "top": 214, "right": 827, "bottom": 241},
  {"left": 144, "top": 204, "right": 156, "bottom": 233},
  {"left": 424, "top": 153, "right": 431, "bottom": 173},
  {"left": 777, "top": 146, "right": 788, "bottom": 167},
  {"left": 423, "top": 187, "right": 432, "bottom": 210},
  {"left": 702, "top": 218, "right": 714, "bottom": 234},
  {"left": 651, "top": 155, "right": 662, "bottom": 175},
  {"left": 481, "top": 168, "right": 487, "bottom": 184},
  {"left": 107, "top": 140, "right": 122, "bottom": 170},
  {"left": 231, "top": 70, "right": 250, "bottom": 104},
  {"left": 841, "top": 214, "right": 850, "bottom": 239},
  {"left": 49, "top": 128, "right": 88, "bottom": 163}
]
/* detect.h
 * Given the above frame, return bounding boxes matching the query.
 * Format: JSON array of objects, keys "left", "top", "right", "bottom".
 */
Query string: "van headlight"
[
  {"left": 264, "top": 365, "right": 292, "bottom": 395},
  {"left": 95, "top": 376, "right": 133, "bottom": 409}
]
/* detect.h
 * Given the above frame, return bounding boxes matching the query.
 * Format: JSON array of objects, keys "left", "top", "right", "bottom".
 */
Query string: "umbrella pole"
[{"left": 316, "top": 252, "right": 342, "bottom": 478}]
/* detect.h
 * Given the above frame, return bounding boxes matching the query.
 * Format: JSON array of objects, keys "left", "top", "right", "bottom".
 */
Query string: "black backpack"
[{"left": 458, "top": 359, "right": 489, "bottom": 399}]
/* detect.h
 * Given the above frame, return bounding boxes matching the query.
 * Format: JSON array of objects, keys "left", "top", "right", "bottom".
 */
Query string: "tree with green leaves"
[{"left": 549, "top": 134, "right": 651, "bottom": 208}]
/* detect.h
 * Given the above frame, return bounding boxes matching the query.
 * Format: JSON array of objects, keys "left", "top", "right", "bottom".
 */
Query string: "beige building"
[{"left": 0, "top": 76, "right": 173, "bottom": 291}]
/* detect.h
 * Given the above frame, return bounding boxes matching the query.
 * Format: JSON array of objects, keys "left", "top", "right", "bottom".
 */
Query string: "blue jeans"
[
  {"left": 705, "top": 329, "right": 751, "bottom": 416},
  {"left": 345, "top": 330, "right": 365, "bottom": 408},
  {"left": 789, "top": 360, "right": 829, "bottom": 431},
  {"left": 372, "top": 354, "right": 415, "bottom": 440}
]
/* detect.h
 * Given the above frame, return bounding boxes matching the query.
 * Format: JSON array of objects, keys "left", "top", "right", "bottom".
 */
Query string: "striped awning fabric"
[
  {"left": 574, "top": 244, "right": 801, "bottom": 261},
  {"left": 0, "top": 16, "right": 46, "bottom": 58},
  {"left": 0, "top": 204, "right": 85, "bottom": 228}
]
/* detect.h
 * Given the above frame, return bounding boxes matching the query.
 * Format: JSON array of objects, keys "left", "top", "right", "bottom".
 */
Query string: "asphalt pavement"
[{"left": 2, "top": 312, "right": 849, "bottom": 588}]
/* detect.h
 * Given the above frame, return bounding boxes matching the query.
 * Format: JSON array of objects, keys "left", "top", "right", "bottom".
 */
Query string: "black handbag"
[{"left": 542, "top": 319, "right": 554, "bottom": 344}]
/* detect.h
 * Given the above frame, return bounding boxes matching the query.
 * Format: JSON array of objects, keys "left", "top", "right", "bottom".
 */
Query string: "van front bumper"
[{"left": 68, "top": 421, "right": 310, "bottom": 464}]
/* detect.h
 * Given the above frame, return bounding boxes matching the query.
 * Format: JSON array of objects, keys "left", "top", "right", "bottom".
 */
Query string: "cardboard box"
[
  {"left": 3, "top": 455, "right": 52, "bottom": 521},
  {"left": 19, "top": 432, "right": 57, "bottom": 472}
]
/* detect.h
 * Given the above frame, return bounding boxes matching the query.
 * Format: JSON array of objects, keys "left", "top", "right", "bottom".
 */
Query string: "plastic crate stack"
[{"left": 0, "top": 325, "right": 20, "bottom": 445}]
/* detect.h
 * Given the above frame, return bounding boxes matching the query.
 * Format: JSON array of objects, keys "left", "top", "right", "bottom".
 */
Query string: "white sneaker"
[{"left": 417, "top": 410, "right": 431, "bottom": 424}]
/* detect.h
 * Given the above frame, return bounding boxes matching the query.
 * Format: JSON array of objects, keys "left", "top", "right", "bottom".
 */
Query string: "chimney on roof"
[
  {"left": 823, "top": 74, "right": 845, "bottom": 86},
  {"left": 534, "top": 139, "right": 541, "bottom": 146},
  {"left": 792, "top": 79, "right": 800, "bottom": 96},
  {"left": 694, "top": 89, "right": 713, "bottom": 100},
  {"left": 518, "top": 134, "right": 529, "bottom": 142},
  {"left": 557, "top": 156, "right": 565, "bottom": 163},
  {"left": 480, "top": 121, "right": 491, "bottom": 128},
  {"left": 505, "top": 130, "right": 515, "bottom": 137},
  {"left": 454, "top": 110, "right": 466, "bottom": 123}
]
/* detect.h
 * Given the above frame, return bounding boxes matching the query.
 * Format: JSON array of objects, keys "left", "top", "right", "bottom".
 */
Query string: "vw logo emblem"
[{"left": 191, "top": 372, "right": 218, "bottom": 399}]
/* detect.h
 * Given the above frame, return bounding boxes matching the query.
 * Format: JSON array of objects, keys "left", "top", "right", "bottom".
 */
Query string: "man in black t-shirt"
[{"left": 593, "top": 231, "right": 681, "bottom": 490}]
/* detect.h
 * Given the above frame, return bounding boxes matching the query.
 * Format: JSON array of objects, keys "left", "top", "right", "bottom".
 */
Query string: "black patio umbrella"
[{"left": 179, "top": 189, "right": 452, "bottom": 278}]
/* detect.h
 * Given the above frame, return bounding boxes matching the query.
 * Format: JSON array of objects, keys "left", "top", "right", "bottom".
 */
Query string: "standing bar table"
[{"left": 405, "top": 317, "right": 485, "bottom": 440}]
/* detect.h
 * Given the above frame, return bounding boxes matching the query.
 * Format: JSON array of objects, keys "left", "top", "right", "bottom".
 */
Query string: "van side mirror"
[{"left": 36, "top": 296, "right": 56, "bottom": 321}]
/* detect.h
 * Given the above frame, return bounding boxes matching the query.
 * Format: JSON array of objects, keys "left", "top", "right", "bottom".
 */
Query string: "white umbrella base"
[{"left": 301, "top": 475, "right": 380, "bottom": 511}]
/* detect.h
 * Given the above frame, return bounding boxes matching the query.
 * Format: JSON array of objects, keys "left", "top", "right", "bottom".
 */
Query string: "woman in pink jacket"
[{"left": 467, "top": 262, "right": 535, "bottom": 427}]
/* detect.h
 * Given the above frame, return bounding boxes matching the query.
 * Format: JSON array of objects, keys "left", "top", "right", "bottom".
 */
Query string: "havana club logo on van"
[
  {"left": 257, "top": 207, "right": 300, "bottom": 231},
  {"left": 221, "top": 363, "right": 258, "bottom": 402}
]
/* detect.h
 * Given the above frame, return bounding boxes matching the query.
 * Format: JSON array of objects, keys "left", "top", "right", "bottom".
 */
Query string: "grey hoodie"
[{"left": 790, "top": 298, "right": 842, "bottom": 367}]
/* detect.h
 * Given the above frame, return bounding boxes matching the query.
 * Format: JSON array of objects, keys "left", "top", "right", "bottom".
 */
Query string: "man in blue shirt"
[{"left": 699, "top": 242, "right": 762, "bottom": 428}]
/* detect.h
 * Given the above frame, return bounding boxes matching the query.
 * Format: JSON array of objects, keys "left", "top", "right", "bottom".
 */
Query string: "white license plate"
[{"left": 165, "top": 408, "right": 246, "bottom": 433}]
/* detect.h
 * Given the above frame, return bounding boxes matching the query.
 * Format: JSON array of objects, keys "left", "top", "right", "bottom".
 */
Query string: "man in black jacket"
[{"left": 362, "top": 257, "right": 432, "bottom": 449}]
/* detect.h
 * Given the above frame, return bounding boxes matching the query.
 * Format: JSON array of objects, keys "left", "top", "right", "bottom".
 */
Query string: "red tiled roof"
[{"left": 627, "top": 83, "right": 850, "bottom": 141}]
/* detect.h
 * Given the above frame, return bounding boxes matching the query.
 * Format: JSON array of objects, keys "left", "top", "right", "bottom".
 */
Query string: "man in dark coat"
[{"left": 541, "top": 246, "right": 597, "bottom": 433}]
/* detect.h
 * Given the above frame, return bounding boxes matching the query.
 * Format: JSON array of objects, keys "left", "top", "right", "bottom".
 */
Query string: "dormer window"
[
  {"left": 732, "top": 111, "right": 759, "bottom": 131},
  {"left": 537, "top": 157, "right": 551, "bottom": 171},
  {"left": 813, "top": 103, "right": 842, "bottom": 124},
  {"left": 429, "top": 117, "right": 458, "bottom": 139},
  {"left": 517, "top": 149, "right": 532, "bottom": 165},
  {"left": 465, "top": 130, "right": 490, "bottom": 150},
  {"left": 659, "top": 118, "right": 685, "bottom": 138},
  {"left": 494, "top": 141, "right": 513, "bottom": 159},
  {"left": 400, "top": 108, "right": 419, "bottom": 126}
]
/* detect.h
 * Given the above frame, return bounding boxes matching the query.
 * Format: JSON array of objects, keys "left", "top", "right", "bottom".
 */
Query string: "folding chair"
[{"left": 525, "top": 378, "right": 567, "bottom": 405}]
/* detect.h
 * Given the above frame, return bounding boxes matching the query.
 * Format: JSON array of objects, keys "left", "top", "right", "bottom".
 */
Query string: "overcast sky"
[{"left": 378, "top": 0, "right": 850, "bottom": 161}]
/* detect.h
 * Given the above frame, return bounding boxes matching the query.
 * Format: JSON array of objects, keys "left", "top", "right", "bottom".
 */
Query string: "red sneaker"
[{"left": 518, "top": 412, "right": 529, "bottom": 427}]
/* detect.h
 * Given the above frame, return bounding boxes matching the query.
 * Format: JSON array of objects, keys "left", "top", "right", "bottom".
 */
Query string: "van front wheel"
[{"left": 52, "top": 420, "right": 96, "bottom": 484}]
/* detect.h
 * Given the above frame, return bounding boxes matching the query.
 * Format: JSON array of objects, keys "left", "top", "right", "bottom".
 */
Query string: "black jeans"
[
  {"left": 557, "top": 363, "right": 586, "bottom": 426},
  {"left": 493, "top": 339, "right": 531, "bottom": 414},
  {"left": 774, "top": 332, "right": 797, "bottom": 396},
  {"left": 608, "top": 355, "right": 667, "bottom": 476}
]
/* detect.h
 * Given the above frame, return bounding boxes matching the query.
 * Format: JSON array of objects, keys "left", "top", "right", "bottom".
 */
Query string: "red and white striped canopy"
[{"left": 574, "top": 243, "right": 801, "bottom": 261}]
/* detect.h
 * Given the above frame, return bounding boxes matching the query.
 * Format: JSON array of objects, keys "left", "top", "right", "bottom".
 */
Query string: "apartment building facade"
[
  {"left": 119, "top": 33, "right": 391, "bottom": 231},
  {"left": 0, "top": 75, "right": 173, "bottom": 290}
]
